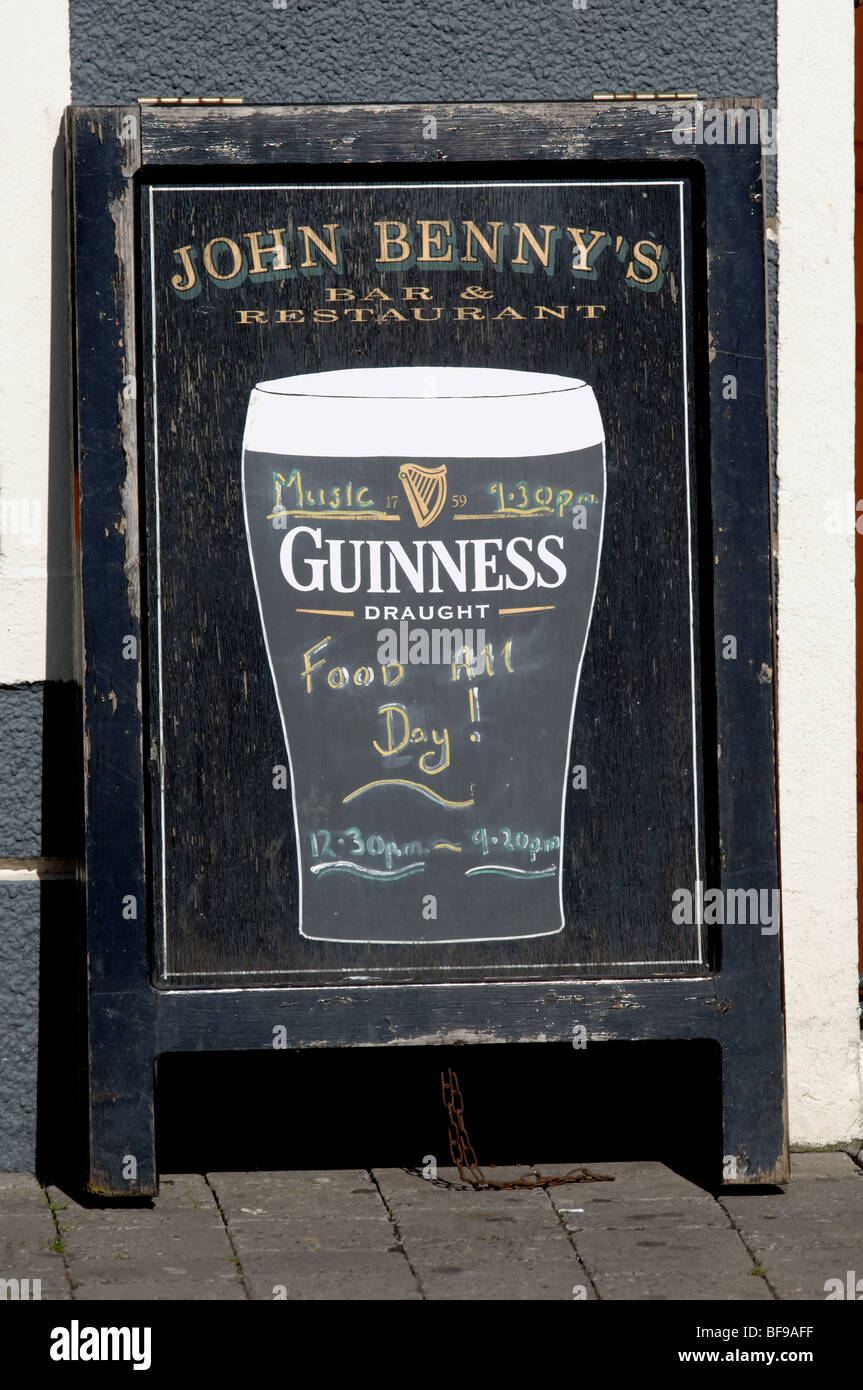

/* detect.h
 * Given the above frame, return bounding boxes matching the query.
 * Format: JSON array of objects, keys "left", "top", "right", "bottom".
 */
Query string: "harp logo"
[{"left": 399, "top": 462, "right": 447, "bottom": 529}]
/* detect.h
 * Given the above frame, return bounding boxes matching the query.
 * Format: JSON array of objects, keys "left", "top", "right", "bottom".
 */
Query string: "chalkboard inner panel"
[{"left": 140, "top": 177, "right": 708, "bottom": 986}]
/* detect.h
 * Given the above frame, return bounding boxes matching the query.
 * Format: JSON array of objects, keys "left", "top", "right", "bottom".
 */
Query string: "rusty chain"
[{"left": 440, "top": 1068, "right": 614, "bottom": 1191}]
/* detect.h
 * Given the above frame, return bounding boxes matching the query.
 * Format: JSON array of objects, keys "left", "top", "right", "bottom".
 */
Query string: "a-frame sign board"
[{"left": 68, "top": 101, "right": 786, "bottom": 1195}]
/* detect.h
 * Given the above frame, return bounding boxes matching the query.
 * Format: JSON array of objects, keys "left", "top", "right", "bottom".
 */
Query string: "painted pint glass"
[{"left": 242, "top": 366, "right": 605, "bottom": 943}]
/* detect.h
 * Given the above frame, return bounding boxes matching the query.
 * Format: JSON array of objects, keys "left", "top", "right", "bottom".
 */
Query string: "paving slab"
[
  {"left": 781, "top": 1152, "right": 861, "bottom": 1180},
  {"left": 546, "top": 1161, "right": 727, "bottom": 1232},
  {"left": 574, "top": 1226, "right": 774, "bottom": 1301},
  {"left": 723, "top": 1152, "right": 863, "bottom": 1220},
  {"left": 53, "top": 1258, "right": 241, "bottom": 1287},
  {"left": 241, "top": 1250, "right": 421, "bottom": 1301},
  {"left": 0, "top": 1173, "right": 72, "bottom": 1301},
  {"left": 374, "top": 1165, "right": 568, "bottom": 1212},
  {"left": 384, "top": 1205, "right": 567, "bottom": 1243},
  {"left": 529, "top": 1163, "right": 771, "bottom": 1301},
  {"left": 69, "top": 1280, "right": 247, "bottom": 1302},
  {"left": 0, "top": 1171, "right": 56, "bottom": 1215},
  {"left": 415, "top": 1243, "right": 595, "bottom": 1301},
  {"left": 209, "top": 1169, "right": 385, "bottom": 1215},
  {"left": 210, "top": 1219, "right": 401, "bottom": 1253},
  {"left": 374, "top": 1171, "right": 567, "bottom": 1242},
  {"left": 727, "top": 1248, "right": 862, "bottom": 1302},
  {"left": 210, "top": 1169, "right": 419, "bottom": 1300},
  {"left": 720, "top": 1151, "right": 863, "bottom": 1301},
  {"left": 45, "top": 1174, "right": 245, "bottom": 1301},
  {"left": 374, "top": 1166, "right": 593, "bottom": 1299}
]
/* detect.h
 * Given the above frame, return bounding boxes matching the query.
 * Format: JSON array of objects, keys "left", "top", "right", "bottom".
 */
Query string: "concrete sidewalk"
[{"left": 1, "top": 1152, "right": 861, "bottom": 1301}]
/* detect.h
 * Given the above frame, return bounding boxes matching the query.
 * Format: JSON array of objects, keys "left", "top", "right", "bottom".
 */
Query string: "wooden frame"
[{"left": 68, "top": 102, "right": 786, "bottom": 1195}]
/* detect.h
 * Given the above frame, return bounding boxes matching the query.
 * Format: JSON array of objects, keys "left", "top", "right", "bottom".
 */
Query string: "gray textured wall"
[
  {"left": 69, "top": 0, "right": 775, "bottom": 105},
  {"left": 0, "top": 0, "right": 777, "bottom": 1170},
  {"left": 1, "top": 689, "right": 45, "bottom": 858},
  {"left": 0, "top": 885, "right": 40, "bottom": 1168}
]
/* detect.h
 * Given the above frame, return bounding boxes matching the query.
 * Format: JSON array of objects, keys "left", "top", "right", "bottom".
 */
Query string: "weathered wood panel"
[
  {"left": 68, "top": 105, "right": 156, "bottom": 1195},
  {"left": 138, "top": 100, "right": 757, "bottom": 167},
  {"left": 154, "top": 978, "right": 722, "bottom": 1051}
]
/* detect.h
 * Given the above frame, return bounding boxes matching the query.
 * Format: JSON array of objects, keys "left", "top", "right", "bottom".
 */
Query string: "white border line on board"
[
  {"left": 160, "top": 974, "right": 712, "bottom": 993},
  {"left": 679, "top": 178, "right": 701, "bottom": 963},
  {"left": 148, "top": 186, "right": 170, "bottom": 980},
  {"left": 152, "top": 180, "right": 689, "bottom": 192},
  {"left": 148, "top": 179, "right": 702, "bottom": 973},
  {"left": 164, "top": 959, "right": 705, "bottom": 976}
]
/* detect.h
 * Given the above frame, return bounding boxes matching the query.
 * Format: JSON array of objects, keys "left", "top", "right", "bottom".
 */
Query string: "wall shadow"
[{"left": 35, "top": 119, "right": 88, "bottom": 1192}]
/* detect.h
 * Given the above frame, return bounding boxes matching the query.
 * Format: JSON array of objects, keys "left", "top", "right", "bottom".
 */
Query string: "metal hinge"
[
  {"left": 592, "top": 91, "right": 697, "bottom": 101},
  {"left": 137, "top": 96, "right": 244, "bottom": 105}
]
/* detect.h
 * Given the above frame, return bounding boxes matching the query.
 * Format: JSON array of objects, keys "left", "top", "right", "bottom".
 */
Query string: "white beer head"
[{"left": 242, "top": 366, "right": 604, "bottom": 459}]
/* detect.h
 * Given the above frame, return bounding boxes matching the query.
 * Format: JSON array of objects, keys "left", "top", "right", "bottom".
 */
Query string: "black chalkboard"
[{"left": 141, "top": 179, "right": 703, "bottom": 983}]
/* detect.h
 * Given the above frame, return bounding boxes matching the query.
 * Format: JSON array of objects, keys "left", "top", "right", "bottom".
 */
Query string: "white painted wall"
[
  {"left": 777, "top": 0, "right": 863, "bottom": 1143},
  {"left": 0, "top": 0, "right": 72, "bottom": 684}
]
